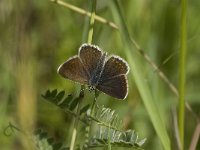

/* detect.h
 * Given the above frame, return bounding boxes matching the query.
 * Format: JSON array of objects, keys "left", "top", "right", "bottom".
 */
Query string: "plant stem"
[
  {"left": 87, "top": 0, "right": 97, "bottom": 44},
  {"left": 178, "top": 0, "right": 187, "bottom": 149},
  {"left": 91, "top": 90, "right": 98, "bottom": 116},
  {"left": 189, "top": 122, "right": 200, "bottom": 150},
  {"left": 108, "top": 124, "right": 112, "bottom": 150},
  {"left": 84, "top": 0, "right": 97, "bottom": 121},
  {"left": 81, "top": 1, "right": 97, "bottom": 149},
  {"left": 49, "top": 0, "right": 118, "bottom": 29},
  {"left": 70, "top": 85, "right": 84, "bottom": 150},
  {"left": 87, "top": 0, "right": 97, "bottom": 116}
]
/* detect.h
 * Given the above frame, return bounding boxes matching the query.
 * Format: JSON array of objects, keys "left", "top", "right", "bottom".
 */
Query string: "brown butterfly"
[{"left": 57, "top": 44, "right": 129, "bottom": 99}]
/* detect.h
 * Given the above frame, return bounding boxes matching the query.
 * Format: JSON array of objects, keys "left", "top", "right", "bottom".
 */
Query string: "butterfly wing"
[
  {"left": 79, "top": 44, "right": 103, "bottom": 78},
  {"left": 96, "top": 75, "right": 128, "bottom": 99},
  {"left": 101, "top": 55, "right": 129, "bottom": 79},
  {"left": 96, "top": 56, "right": 129, "bottom": 99},
  {"left": 57, "top": 56, "right": 89, "bottom": 85}
]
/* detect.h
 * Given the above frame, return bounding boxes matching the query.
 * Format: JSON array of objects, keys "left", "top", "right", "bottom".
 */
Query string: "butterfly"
[{"left": 57, "top": 44, "right": 129, "bottom": 99}]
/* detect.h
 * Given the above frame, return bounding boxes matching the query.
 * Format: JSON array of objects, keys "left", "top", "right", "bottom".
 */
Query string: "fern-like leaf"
[
  {"left": 85, "top": 106, "right": 146, "bottom": 149},
  {"left": 34, "top": 129, "right": 69, "bottom": 150},
  {"left": 88, "top": 126, "right": 146, "bottom": 149},
  {"left": 89, "top": 105, "right": 123, "bottom": 131}
]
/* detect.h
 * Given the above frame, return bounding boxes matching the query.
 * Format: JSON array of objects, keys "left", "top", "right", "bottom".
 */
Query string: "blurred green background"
[{"left": 0, "top": 0, "right": 200, "bottom": 149}]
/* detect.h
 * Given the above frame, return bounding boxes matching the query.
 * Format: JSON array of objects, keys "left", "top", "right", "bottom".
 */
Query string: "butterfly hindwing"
[
  {"left": 79, "top": 44, "right": 103, "bottom": 78},
  {"left": 57, "top": 56, "right": 89, "bottom": 85},
  {"left": 96, "top": 75, "right": 128, "bottom": 99}
]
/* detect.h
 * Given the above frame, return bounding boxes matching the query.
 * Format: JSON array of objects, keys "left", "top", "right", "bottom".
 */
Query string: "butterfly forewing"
[
  {"left": 79, "top": 44, "right": 103, "bottom": 78},
  {"left": 96, "top": 56, "right": 129, "bottom": 99},
  {"left": 57, "top": 56, "right": 89, "bottom": 85},
  {"left": 96, "top": 75, "right": 128, "bottom": 99},
  {"left": 100, "top": 56, "right": 129, "bottom": 80}
]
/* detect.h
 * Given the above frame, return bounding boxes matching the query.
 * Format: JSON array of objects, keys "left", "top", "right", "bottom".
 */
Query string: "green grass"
[
  {"left": 0, "top": 0, "right": 200, "bottom": 150},
  {"left": 109, "top": 1, "right": 170, "bottom": 149},
  {"left": 178, "top": 0, "right": 187, "bottom": 149}
]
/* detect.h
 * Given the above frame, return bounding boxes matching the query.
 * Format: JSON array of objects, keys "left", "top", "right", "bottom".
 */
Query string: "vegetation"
[{"left": 0, "top": 0, "right": 200, "bottom": 150}]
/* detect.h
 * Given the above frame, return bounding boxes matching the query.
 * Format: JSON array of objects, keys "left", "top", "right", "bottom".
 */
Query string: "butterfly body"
[
  {"left": 88, "top": 52, "right": 107, "bottom": 87},
  {"left": 58, "top": 44, "right": 129, "bottom": 99}
]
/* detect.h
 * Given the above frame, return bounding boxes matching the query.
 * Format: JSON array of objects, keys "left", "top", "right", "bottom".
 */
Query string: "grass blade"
[
  {"left": 178, "top": 0, "right": 187, "bottom": 148},
  {"left": 109, "top": 1, "right": 171, "bottom": 149}
]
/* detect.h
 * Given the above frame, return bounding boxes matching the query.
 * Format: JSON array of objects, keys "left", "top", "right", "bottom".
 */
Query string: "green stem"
[
  {"left": 108, "top": 124, "right": 112, "bottom": 150},
  {"left": 178, "top": 0, "right": 187, "bottom": 149},
  {"left": 82, "top": 1, "right": 97, "bottom": 149},
  {"left": 87, "top": 0, "right": 97, "bottom": 117},
  {"left": 87, "top": 0, "right": 97, "bottom": 44},
  {"left": 70, "top": 1, "right": 97, "bottom": 149},
  {"left": 70, "top": 85, "right": 84, "bottom": 150},
  {"left": 50, "top": 0, "right": 118, "bottom": 29},
  {"left": 91, "top": 90, "right": 98, "bottom": 116}
]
